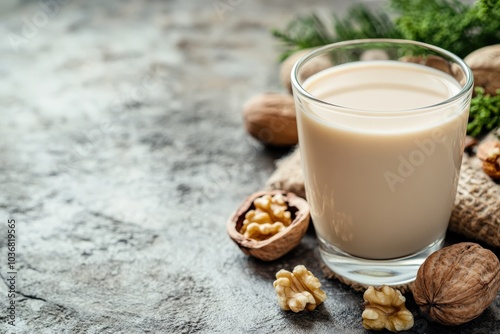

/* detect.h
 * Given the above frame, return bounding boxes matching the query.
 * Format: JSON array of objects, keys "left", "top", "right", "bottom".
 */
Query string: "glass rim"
[{"left": 291, "top": 38, "right": 474, "bottom": 115}]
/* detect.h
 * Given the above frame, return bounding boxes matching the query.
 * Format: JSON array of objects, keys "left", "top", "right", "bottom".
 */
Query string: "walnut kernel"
[
  {"left": 362, "top": 286, "right": 414, "bottom": 332},
  {"left": 240, "top": 193, "right": 292, "bottom": 240},
  {"left": 477, "top": 140, "right": 500, "bottom": 180},
  {"left": 273, "top": 265, "right": 326, "bottom": 312}
]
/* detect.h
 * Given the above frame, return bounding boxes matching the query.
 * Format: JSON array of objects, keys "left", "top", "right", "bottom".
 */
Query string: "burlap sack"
[{"left": 265, "top": 146, "right": 500, "bottom": 248}]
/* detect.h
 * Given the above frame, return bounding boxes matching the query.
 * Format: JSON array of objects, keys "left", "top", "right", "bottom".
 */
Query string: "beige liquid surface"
[{"left": 297, "top": 61, "right": 468, "bottom": 259}]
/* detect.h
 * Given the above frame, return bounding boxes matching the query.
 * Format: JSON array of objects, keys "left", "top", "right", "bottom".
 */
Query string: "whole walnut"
[
  {"left": 412, "top": 243, "right": 500, "bottom": 326},
  {"left": 243, "top": 93, "right": 298, "bottom": 146},
  {"left": 464, "top": 44, "right": 500, "bottom": 96},
  {"left": 280, "top": 49, "right": 331, "bottom": 94},
  {"left": 400, "top": 55, "right": 453, "bottom": 76}
]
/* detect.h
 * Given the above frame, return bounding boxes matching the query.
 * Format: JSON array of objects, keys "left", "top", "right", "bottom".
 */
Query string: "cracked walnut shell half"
[{"left": 227, "top": 190, "right": 310, "bottom": 261}]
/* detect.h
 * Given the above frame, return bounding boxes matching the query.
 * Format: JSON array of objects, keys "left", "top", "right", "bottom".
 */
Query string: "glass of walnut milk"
[{"left": 291, "top": 39, "right": 473, "bottom": 286}]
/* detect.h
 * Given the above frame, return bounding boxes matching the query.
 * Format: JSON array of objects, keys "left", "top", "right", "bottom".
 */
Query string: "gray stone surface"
[{"left": 0, "top": 0, "right": 498, "bottom": 333}]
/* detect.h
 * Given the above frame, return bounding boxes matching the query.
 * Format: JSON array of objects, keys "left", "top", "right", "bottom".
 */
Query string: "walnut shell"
[
  {"left": 360, "top": 49, "right": 390, "bottom": 61},
  {"left": 227, "top": 190, "right": 310, "bottom": 261},
  {"left": 243, "top": 93, "right": 298, "bottom": 147},
  {"left": 464, "top": 44, "right": 500, "bottom": 96},
  {"left": 412, "top": 242, "right": 500, "bottom": 326},
  {"left": 401, "top": 55, "right": 471, "bottom": 90},
  {"left": 280, "top": 49, "right": 331, "bottom": 94},
  {"left": 400, "top": 55, "right": 453, "bottom": 76}
]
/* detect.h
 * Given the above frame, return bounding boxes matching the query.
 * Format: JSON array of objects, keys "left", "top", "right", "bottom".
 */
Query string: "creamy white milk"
[{"left": 297, "top": 61, "right": 468, "bottom": 259}]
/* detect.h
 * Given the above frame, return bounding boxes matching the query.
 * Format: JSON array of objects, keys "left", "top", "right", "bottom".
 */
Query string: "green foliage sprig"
[
  {"left": 272, "top": 0, "right": 500, "bottom": 138},
  {"left": 271, "top": 14, "right": 334, "bottom": 61},
  {"left": 468, "top": 88, "right": 500, "bottom": 138},
  {"left": 272, "top": 5, "right": 402, "bottom": 61},
  {"left": 393, "top": 0, "right": 500, "bottom": 58},
  {"left": 272, "top": 0, "right": 500, "bottom": 61}
]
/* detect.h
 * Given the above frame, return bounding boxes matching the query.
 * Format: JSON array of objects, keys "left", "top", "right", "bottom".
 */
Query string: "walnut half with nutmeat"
[{"left": 227, "top": 190, "right": 310, "bottom": 261}]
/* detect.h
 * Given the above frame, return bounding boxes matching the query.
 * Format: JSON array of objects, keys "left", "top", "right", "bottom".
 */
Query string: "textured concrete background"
[{"left": 0, "top": 0, "right": 498, "bottom": 333}]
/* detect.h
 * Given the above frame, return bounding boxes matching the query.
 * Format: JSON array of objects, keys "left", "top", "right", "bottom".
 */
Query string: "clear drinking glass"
[{"left": 291, "top": 39, "right": 473, "bottom": 286}]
